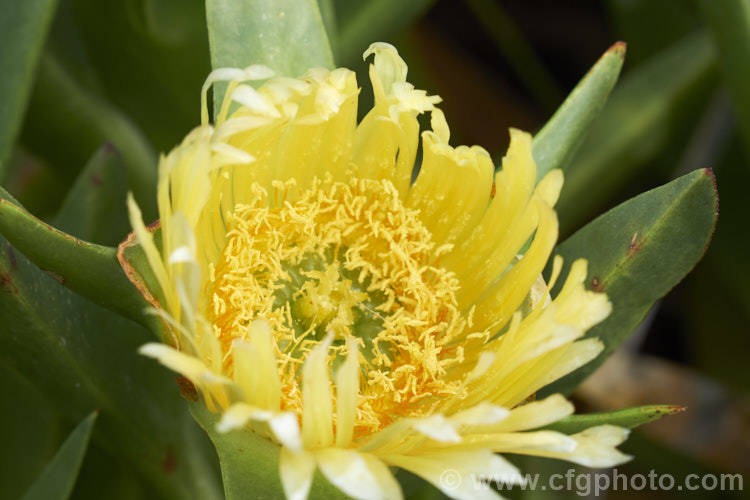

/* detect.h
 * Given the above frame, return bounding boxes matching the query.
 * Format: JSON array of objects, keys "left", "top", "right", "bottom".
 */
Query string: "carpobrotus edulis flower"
[{"left": 125, "top": 43, "right": 630, "bottom": 499}]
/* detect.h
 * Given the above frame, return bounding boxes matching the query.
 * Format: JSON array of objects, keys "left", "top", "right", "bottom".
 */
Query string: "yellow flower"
[{"left": 126, "top": 43, "right": 629, "bottom": 499}]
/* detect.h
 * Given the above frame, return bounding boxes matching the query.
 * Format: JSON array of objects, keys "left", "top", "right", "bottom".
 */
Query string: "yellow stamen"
[{"left": 207, "top": 176, "right": 484, "bottom": 435}]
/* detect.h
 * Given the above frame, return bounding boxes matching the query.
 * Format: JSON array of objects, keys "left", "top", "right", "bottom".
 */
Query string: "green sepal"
[
  {"left": 0, "top": 198, "right": 149, "bottom": 323},
  {"left": 533, "top": 41, "right": 625, "bottom": 181},
  {"left": 540, "top": 169, "right": 718, "bottom": 396},
  {"left": 206, "top": 0, "right": 334, "bottom": 114},
  {"left": 543, "top": 405, "right": 686, "bottom": 435},
  {"left": 0, "top": 0, "right": 58, "bottom": 178},
  {"left": 19, "top": 412, "right": 97, "bottom": 500},
  {"left": 53, "top": 144, "right": 130, "bottom": 247},
  {"left": 190, "top": 403, "right": 349, "bottom": 500},
  {"left": 555, "top": 32, "right": 717, "bottom": 231}
]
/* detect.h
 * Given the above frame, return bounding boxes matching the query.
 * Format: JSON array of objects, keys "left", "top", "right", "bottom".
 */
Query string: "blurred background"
[{"left": 1, "top": 0, "right": 748, "bottom": 498}]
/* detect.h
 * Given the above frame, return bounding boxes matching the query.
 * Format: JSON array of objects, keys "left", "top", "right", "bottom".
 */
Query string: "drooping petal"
[
  {"left": 316, "top": 448, "right": 402, "bottom": 500},
  {"left": 280, "top": 447, "right": 316, "bottom": 500},
  {"left": 527, "top": 425, "right": 632, "bottom": 467},
  {"left": 384, "top": 449, "right": 521, "bottom": 500}
]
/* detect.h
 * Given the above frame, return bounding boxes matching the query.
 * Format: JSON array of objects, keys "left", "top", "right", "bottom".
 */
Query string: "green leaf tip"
[
  {"left": 19, "top": 411, "right": 97, "bottom": 500},
  {"left": 0, "top": 199, "right": 150, "bottom": 322},
  {"left": 533, "top": 41, "right": 626, "bottom": 180},
  {"left": 543, "top": 405, "right": 686, "bottom": 435}
]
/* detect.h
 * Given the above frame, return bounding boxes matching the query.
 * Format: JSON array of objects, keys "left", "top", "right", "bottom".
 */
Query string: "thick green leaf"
[
  {"left": 0, "top": 0, "right": 58, "bottom": 179},
  {"left": 20, "top": 412, "right": 97, "bottom": 500},
  {"left": 543, "top": 406, "right": 685, "bottom": 435},
  {"left": 699, "top": 0, "right": 750, "bottom": 158},
  {"left": 190, "top": 404, "right": 348, "bottom": 500},
  {"left": 21, "top": 54, "right": 157, "bottom": 220},
  {"left": 53, "top": 144, "right": 130, "bottom": 247},
  {"left": 540, "top": 169, "right": 718, "bottom": 396},
  {"left": 206, "top": 0, "right": 334, "bottom": 111},
  {"left": 335, "top": 0, "right": 435, "bottom": 67},
  {"left": 556, "top": 32, "right": 716, "bottom": 231},
  {"left": 0, "top": 199, "right": 148, "bottom": 322},
  {"left": 0, "top": 228, "right": 221, "bottom": 499},
  {"left": 533, "top": 42, "right": 625, "bottom": 181}
]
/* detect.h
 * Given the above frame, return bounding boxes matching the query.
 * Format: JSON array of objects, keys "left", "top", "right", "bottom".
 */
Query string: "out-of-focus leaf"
[
  {"left": 190, "top": 404, "right": 347, "bottom": 500},
  {"left": 19, "top": 412, "right": 97, "bottom": 500},
  {"left": 335, "top": 0, "right": 435, "bottom": 67},
  {"left": 699, "top": 0, "right": 750, "bottom": 159},
  {"left": 556, "top": 32, "right": 716, "bottom": 231},
  {"left": 0, "top": 363, "right": 61, "bottom": 500},
  {"left": 54, "top": 144, "right": 130, "bottom": 247},
  {"left": 66, "top": 0, "right": 210, "bottom": 151},
  {"left": 0, "top": 200, "right": 148, "bottom": 322},
  {"left": 605, "top": 0, "right": 701, "bottom": 64},
  {"left": 319, "top": 0, "right": 337, "bottom": 58},
  {"left": 533, "top": 42, "right": 625, "bottom": 181},
  {"left": 0, "top": 184, "right": 20, "bottom": 205},
  {"left": 543, "top": 405, "right": 685, "bottom": 435},
  {"left": 464, "top": 0, "right": 563, "bottom": 113},
  {"left": 540, "top": 169, "right": 718, "bottom": 396},
  {"left": 21, "top": 54, "right": 157, "bottom": 220},
  {"left": 206, "top": 0, "right": 333, "bottom": 112},
  {"left": 0, "top": 0, "right": 58, "bottom": 179},
  {"left": 0, "top": 228, "right": 221, "bottom": 499}
]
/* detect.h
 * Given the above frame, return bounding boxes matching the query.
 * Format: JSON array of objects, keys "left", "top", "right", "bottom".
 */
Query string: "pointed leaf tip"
[
  {"left": 543, "top": 405, "right": 687, "bottom": 435},
  {"left": 19, "top": 411, "right": 97, "bottom": 500}
]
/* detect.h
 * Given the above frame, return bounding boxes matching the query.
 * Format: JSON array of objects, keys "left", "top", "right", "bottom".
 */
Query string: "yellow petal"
[
  {"left": 280, "top": 447, "right": 315, "bottom": 500},
  {"left": 316, "top": 448, "right": 402, "bottom": 500}
]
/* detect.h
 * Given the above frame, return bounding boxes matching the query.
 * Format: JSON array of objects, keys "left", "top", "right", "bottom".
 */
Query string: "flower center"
[{"left": 207, "top": 177, "right": 477, "bottom": 434}]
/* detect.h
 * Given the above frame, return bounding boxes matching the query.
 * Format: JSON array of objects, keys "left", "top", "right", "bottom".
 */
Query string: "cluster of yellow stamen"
[{"left": 207, "top": 176, "right": 483, "bottom": 433}]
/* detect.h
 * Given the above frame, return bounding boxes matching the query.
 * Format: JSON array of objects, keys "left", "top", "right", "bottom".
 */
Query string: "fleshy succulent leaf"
[
  {"left": 0, "top": 0, "right": 58, "bottom": 179},
  {"left": 19, "top": 412, "right": 97, "bottom": 500},
  {"left": 206, "top": 0, "right": 334, "bottom": 112},
  {"left": 0, "top": 199, "right": 148, "bottom": 322},
  {"left": 0, "top": 228, "right": 221, "bottom": 499},
  {"left": 543, "top": 405, "right": 686, "bottom": 435},
  {"left": 54, "top": 144, "right": 130, "bottom": 247},
  {"left": 533, "top": 41, "right": 625, "bottom": 181},
  {"left": 540, "top": 169, "right": 718, "bottom": 396}
]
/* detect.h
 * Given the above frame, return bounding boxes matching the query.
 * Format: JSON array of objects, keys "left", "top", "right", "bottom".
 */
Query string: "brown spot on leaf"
[
  {"left": 45, "top": 271, "right": 66, "bottom": 285},
  {"left": 0, "top": 272, "right": 18, "bottom": 294},
  {"left": 8, "top": 242, "right": 17, "bottom": 269},
  {"left": 628, "top": 233, "right": 643, "bottom": 258},
  {"left": 490, "top": 181, "right": 496, "bottom": 199},
  {"left": 591, "top": 276, "right": 604, "bottom": 292},
  {"left": 91, "top": 174, "right": 103, "bottom": 187},
  {"left": 175, "top": 376, "right": 199, "bottom": 402},
  {"left": 163, "top": 447, "right": 177, "bottom": 474}
]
